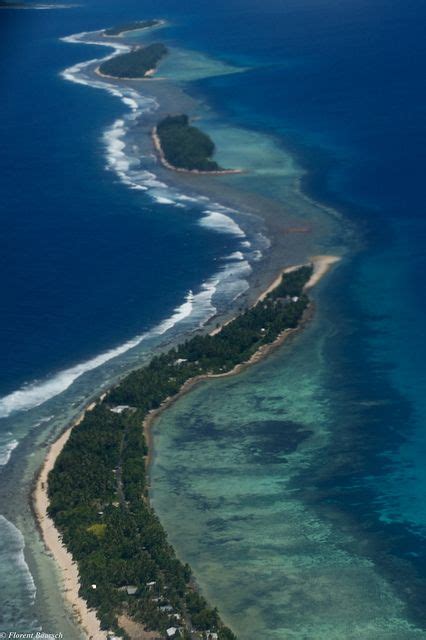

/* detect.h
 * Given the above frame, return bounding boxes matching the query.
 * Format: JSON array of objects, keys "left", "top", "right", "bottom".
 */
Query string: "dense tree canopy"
[
  {"left": 48, "top": 266, "right": 312, "bottom": 639},
  {"left": 156, "top": 115, "right": 223, "bottom": 172},
  {"left": 99, "top": 43, "right": 168, "bottom": 78}
]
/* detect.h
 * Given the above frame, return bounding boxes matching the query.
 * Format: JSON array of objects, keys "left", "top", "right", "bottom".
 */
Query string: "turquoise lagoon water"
[
  {"left": 1, "top": 0, "right": 426, "bottom": 638},
  {"left": 151, "top": 274, "right": 426, "bottom": 639}
]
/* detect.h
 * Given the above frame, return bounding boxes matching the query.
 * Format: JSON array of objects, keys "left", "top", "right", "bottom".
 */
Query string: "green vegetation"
[
  {"left": 99, "top": 43, "right": 168, "bottom": 78},
  {"left": 156, "top": 115, "right": 224, "bottom": 172},
  {"left": 105, "top": 20, "right": 160, "bottom": 37},
  {"left": 48, "top": 266, "right": 313, "bottom": 639}
]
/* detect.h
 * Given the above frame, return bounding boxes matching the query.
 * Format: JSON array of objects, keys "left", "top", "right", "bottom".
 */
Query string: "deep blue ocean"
[{"left": 1, "top": 0, "right": 426, "bottom": 636}]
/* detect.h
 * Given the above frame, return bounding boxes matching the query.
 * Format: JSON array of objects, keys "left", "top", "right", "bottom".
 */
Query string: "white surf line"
[
  {"left": 0, "top": 31, "right": 258, "bottom": 420},
  {"left": 0, "top": 515, "right": 37, "bottom": 609},
  {"left": 0, "top": 439, "right": 19, "bottom": 466},
  {"left": 0, "top": 287, "right": 199, "bottom": 419},
  {"left": 60, "top": 29, "right": 253, "bottom": 233}
]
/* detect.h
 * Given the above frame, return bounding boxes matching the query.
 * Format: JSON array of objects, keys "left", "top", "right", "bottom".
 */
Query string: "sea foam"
[
  {"left": 0, "top": 439, "right": 19, "bottom": 467},
  {"left": 60, "top": 30, "right": 253, "bottom": 223},
  {"left": 199, "top": 210, "right": 246, "bottom": 237},
  {"left": 0, "top": 516, "right": 37, "bottom": 630},
  {"left": 0, "top": 284, "right": 215, "bottom": 419},
  {"left": 0, "top": 331, "right": 149, "bottom": 419},
  {"left": 0, "top": 30, "right": 257, "bottom": 420},
  {"left": 0, "top": 254, "right": 252, "bottom": 419},
  {"left": 224, "top": 251, "right": 245, "bottom": 261}
]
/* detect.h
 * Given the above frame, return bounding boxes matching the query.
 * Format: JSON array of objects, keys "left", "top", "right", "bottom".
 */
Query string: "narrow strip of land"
[
  {"left": 34, "top": 404, "right": 107, "bottom": 640},
  {"left": 98, "top": 43, "right": 168, "bottom": 79},
  {"left": 104, "top": 20, "right": 162, "bottom": 37},
  {"left": 34, "top": 257, "right": 339, "bottom": 640}
]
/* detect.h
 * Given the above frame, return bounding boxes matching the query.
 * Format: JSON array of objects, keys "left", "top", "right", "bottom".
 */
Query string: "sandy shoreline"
[
  {"left": 33, "top": 255, "right": 339, "bottom": 639},
  {"left": 305, "top": 254, "right": 341, "bottom": 288},
  {"left": 143, "top": 302, "right": 316, "bottom": 474},
  {"left": 101, "top": 19, "right": 167, "bottom": 39},
  {"left": 256, "top": 255, "right": 340, "bottom": 302},
  {"left": 143, "top": 255, "right": 339, "bottom": 471},
  {"left": 33, "top": 404, "right": 107, "bottom": 640},
  {"left": 210, "top": 254, "right": 340, "bottom": 337},
  {"left": 94, "top": 66, "right": 152, "bottom": 81}
]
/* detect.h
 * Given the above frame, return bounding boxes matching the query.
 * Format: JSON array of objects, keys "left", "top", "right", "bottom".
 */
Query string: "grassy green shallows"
[
  {"left": 104, "top": 20, "right": 160, "bottom": 37},
  {"left": 48, "top": 266, "right": 313, "bottom": 640},
  {"left": 156, "top": 115, "right": 224, "bottom": 172},
  {"left": 99, "top": 43, "right": 168, "bottom": 78}
]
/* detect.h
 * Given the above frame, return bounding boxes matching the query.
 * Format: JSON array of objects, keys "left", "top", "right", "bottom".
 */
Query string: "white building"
[
  {"left": 110, "top": 405, "right": 132, "bottom": 414},
  {"left": 118, "top": 585, "right": 138, "bottom": 595}
]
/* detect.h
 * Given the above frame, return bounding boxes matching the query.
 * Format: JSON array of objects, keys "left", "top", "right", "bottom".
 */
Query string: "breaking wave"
[
  {"left": 0, "top": 27, "right": 261, "bottom": 421},
  {"left": 0, "top": 251, "right": 251, "bottom": 419},
  {"left": 0, "top": 439, "right": 19, "bottom": 467},
  {"left": 199, "top": 210, "right": 246, "bottom": 237},
  {"left": 0, "top": 516, "right": 37, "bottom": 630}
]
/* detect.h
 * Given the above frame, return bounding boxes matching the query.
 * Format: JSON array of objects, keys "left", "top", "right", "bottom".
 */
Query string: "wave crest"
[{"left": 0, "top": 29, "right": 262, "bottom": 421}]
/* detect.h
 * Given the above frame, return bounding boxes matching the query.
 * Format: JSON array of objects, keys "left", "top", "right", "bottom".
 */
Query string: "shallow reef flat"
[{"left": 151, "top": 315, "right": 426, "bottom": 640}]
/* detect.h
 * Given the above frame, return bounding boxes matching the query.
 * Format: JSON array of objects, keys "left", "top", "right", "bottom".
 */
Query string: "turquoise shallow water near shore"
[
  {"left": 0, "top": 6, "right": 335, "bottom": 635},
  {"left": 150, "top": 282, "right": 426, "bottom": 639},
  {"left": 1, "top": 0, "right": 426, "bottom": 637}
]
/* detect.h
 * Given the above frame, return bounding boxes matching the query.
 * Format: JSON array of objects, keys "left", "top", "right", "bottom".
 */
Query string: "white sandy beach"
[
  {"left": 305, "top": 255, "right": 341, "bottom": 288},
  {"left": 256, "top": 254, "right": 340, "bottom": 304},
  {"left": 33, "top": 255, "right": 340, "bottom": 640},
  {"left": 34, "top": 405, "right": 107, "bottom": 640}
]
